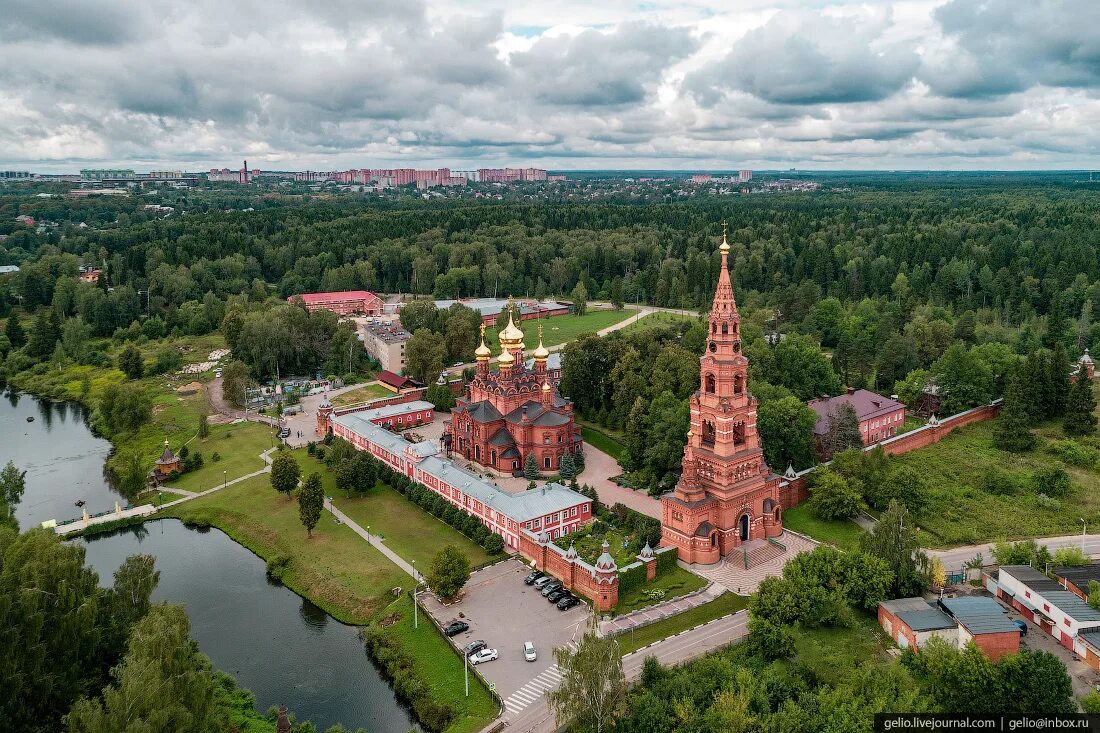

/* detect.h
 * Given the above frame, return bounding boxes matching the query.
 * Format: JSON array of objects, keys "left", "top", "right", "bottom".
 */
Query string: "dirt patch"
[
  {"left": 177, "top": 381, "right": 204, "bottom": 396},
  {"left": 378, "top": 613, "right": 401, "bottom": 628}
]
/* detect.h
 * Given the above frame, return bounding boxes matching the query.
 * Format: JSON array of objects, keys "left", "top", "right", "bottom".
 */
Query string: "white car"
[
  {"left": 523, "top": 641, "right": 537, "bottom": 662},
  {"left": 469, "top": 647, "right": 499, "bottom": 665}
]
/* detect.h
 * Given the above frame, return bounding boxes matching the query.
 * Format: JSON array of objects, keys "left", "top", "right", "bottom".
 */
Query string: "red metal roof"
[
  {"left": 294, "top": 290, "right": 380, "bottom": 304},
  {"left": 378, "top": 370, "right": 417, "bottom": 389},
  {"left": 807, "top": 389, "right": 904, "bottom": 435}
]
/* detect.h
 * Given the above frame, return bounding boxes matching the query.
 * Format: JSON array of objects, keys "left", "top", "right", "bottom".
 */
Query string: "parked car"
[
  {"left": 533, "top": 575, "right": 554, "bottom": 589},
  {"left": 541, "top": 581, "right": 562, "bottom": 597},
  {"left": 443, "top": 621, "right": 469, "bottom": 637},
  {"left": 547, "top": 589, "right": 567, "bottom": 603},
  {"left": 557, "top": 596, "right": 580, "bottom": 611},
  {"left": 278, "top": 427, "right": 291, "bottom": 438},
  {"left": 1012, "top": 619, "right": 1028, "bottom": 636},
  {"left": 469, "top": 647, "right": 499, "bottom": 665},
  {"left": 523, "top": 641, "right": 537, "bottom": 662},
  {"left": 463, "top": 639, "right": 487, "bottom": 656},
  {"left": 524, "top": 570, "right": 544, "bottom": 585}
]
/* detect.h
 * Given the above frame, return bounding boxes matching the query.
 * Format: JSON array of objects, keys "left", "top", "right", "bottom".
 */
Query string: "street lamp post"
[
  {"left": 223, "top": 470, "right": 226, "bottom": 490},
  {"left": 1081, "top": 518, "right": 1087, "bottom": 554}
]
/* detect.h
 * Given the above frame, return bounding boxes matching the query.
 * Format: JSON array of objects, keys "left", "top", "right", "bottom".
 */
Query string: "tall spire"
[{"left": 712, "top": 221, "right": 737, "bottom": 317}]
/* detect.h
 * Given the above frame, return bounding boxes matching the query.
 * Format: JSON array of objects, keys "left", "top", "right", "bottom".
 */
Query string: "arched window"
[
  {"left": 733, "top": 421, "right": 746, "bottom": 445},
  {"left": 544, "top": 455, "right": 552, "bottom": 469},
  {"left": 732, "top": 322, "right": 738, "bottom": 335},
  {"left": 721, "top": 323, "right": 729, "bottom": 335},
  {"left": 734, "top": 373, "right": 744, "bottom": 395},
  {"left": 705, "top": 373, "right": 716, "bottom": 394},
  {"left": 711, "top": 322, "right": 717, "bottom": 334},
  {"left": 491, "top": 449, "right": 497, "bottom": 464},
  {"left": 702, "top": 420, "right": 716, "bottom": 446},
  {"left": 474, "top": 445, "right": 481, "bottom": 460}
]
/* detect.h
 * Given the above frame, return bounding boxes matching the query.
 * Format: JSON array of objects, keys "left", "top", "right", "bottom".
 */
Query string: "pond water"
[
  {"left": 80, "top": 521, "right": 416, "bottom": 732},
  {"left": 0, "top": 389, "right": 121, "bottom": 529},
  {"left": 2, "top": 389, "right": 416, "bottom": 732}
]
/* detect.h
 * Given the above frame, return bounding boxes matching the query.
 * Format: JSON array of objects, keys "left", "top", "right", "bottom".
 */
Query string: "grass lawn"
[
  {"left": 892, "top": 419, "right": 1100, "bottom": 547},
  {"left": 168, "top": 421, "right": 275, "bottom": 492},
  {"left": 614, "top": 565, "right": 709, "bottom": 616},
  {"left": 788, "top": 613, "right": 890, "bottom": 686},
  {"left": 899, "top": 416, "right": 926, "bottom": 434},
  {"left": 618, "top": 311, "right": 698, "bottom": 335},
  {"left": 162, "top": 474, "right": 497, "bottom": 732},
  {"left": 331, "top": 382, "right": 391, "bottom": 407},
  {"left": 617, "top": 592, "right": 748, "bottom": 655},
  {"left": 555, "top": 528, "right": 639, "bottom": 567},
  {"left": 376, "top": 594, "right": 498, "bottom": 733},
  {"left": 782, "top": 504, "right": 865, "bottom": 552},
  {"left": 485, "top": 308, "right": 637, "bottom": 349},
  {"left": 579, "top": 422, "right": 625, "bottom": 462},
  {"left": 163, "top": 473, "right": 408, "bottom": 621}
]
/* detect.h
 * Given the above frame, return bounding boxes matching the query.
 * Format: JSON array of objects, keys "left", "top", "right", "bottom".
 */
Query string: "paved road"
[
  {"left": 927, "top": 532, "right": 1100, "bottom": 568},
  {"left": 498, "top": 611, "right": 749, "bottom": 733}
]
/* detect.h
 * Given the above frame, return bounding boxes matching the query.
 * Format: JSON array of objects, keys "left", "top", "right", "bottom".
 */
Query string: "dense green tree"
[
  {"left": 117, "top": 345, "right": 144, "bottom": 379},
  {"left": 399, "top": 300, "right": 440, "bottom": 334},
  {"left": 823, "top": 402, "right": 863, "bottom": 457},
  {"left": 97, "top": 383, "right": 151, "bottom": 433},
  {"left": 269, "top": 450, "right": 301, "bottom": 497},
  {"left": 547, "top": 612, "right": 625, "bottom": 733},
  {"left": 298, "top": 472, "right": 324, "bottom": 538},
  {"left": 749, "top": 333, "right": 841, "bottom": 401},
  {"left": 993, "top": 367, "right": 1037, "bottom": 452},
  {"left": 425, "top": 382, "right": 456, "bottom": 411},
  {"left": 0, "top": 460, "right": 26, "bottom": 515},
  {"left": 559, "top": 452, "right": 576, "bottom": 479},
  {"left": 405, "top": 327, "right": 445, "bottom": 384},
  {"left": 426, "top": 545, "right": 470, "bottom": 601},
  {"left": 931, "top": 343, "right": 992, "bottom": 414},
  {"left": 443, "top": 303, "right": 482, "bottom": 363},
  {"left": 860, "top": 500, "right": 925, "bottom": 598},
  {"left": 1064, "top": 374, "right": 1098, "bottom": 436},
  {"left": 524, "top": 453, "right": 539, "bottom": 480},
  {"left": 642, "top": 391, "right": 689, "bottom": 489},
  {"left": 756, "top": 395, "right": 818, "bottom": 471},
  {"left": 221, "top": 360, "right": 250, "bottom": 408},
  {"left": 806, "top": 469, "right": 865, "bottom": 520},
  {"left": 623, "top": 396, "right": 648, "bottom": 471},
  {"left": 64, "top": 604, "right": 225, "bottom": 733},
  {"left": 5, "top": 314, "right": 26, "bottom": 348},
  {"left": 571, "top": 282, "right": 588, "bottom": 317}
]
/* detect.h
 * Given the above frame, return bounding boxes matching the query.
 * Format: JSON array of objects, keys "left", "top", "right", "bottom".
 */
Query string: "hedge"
[
  {"left": 362, "top": 626, "right": 455, "bottom": 732},
  {"left": 655, "top": 546, "right": 679, "bottom": 574},
  {"left": 618, "top": 561, "right": 648, "bottom": 598}
]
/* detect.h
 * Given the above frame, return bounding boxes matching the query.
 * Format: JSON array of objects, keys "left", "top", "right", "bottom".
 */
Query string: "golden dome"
[
  {"left": 542, "top": 379, "right": 552, "bottom": 392},
  {"left": 498, "top": 298, "right": 525, "bottom": 348},
  {"left": 719, "top": 221, "right": 730, "bottom": 254},
  {"left": 497, "top": 349, "right": 515, "bottom": 366},
  {"left": 533, "top": 323, "right": 550, "bottom": 360},
  {"left": 475, "top": 323, "right": 491, "bottom": 360}
]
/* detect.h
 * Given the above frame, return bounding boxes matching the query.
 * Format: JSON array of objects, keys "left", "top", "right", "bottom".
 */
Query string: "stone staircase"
[
  {"left": 742, "top": 540, "right": 785, "bottom": 569},
  {"left": 689, "top": 532, "right": 819, "bottom": 594}
]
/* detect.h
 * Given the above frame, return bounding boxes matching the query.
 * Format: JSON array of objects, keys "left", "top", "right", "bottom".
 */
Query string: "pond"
[
  {"left": 0, "top": 389, "right": 121, "bottom": 529},
  {"left": 1, "top": 389, "right": 416, "bottom": 732},
  {"left": 80, "top": 520, "right": 417, "bottom": 733}
]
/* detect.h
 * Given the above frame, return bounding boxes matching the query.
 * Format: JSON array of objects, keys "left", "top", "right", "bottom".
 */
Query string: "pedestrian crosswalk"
[{"left": 503, "top": 665, "right": 562, "bottom": 714}]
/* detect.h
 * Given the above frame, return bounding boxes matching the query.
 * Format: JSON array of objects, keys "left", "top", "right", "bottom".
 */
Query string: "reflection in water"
[
  {"left": 299, "top": 597, "right": 330, "bottom": 631},
  {"left": 80, "top": 520, "right": 417, "bottom": 733}
]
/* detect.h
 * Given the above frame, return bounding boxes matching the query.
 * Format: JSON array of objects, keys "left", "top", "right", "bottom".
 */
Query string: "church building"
[
  {"left": 660, "top": 225, "right": 784, "bottom": 564},
  {"left": 445, "top": 305, "right": 582, "bottom": 474}
]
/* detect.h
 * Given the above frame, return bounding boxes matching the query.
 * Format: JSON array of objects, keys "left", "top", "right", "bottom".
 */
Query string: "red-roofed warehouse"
[{"left": 288, "top": 291, "right": 384, "bottom": 316}]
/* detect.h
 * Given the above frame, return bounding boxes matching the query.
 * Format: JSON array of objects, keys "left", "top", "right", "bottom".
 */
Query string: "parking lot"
[{"left": 421, "top": 558, "right": 589, "bottom": 709}]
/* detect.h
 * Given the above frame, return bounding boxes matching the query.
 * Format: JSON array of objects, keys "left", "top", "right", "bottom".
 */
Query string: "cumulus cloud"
[{"left": 0, "top": 0, "right": 1098, "bottom": 169}]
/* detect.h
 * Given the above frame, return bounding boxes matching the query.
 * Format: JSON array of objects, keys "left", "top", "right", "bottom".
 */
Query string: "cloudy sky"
[{"left": 1, "top": 0, "right": 1097, "bottom": 171}]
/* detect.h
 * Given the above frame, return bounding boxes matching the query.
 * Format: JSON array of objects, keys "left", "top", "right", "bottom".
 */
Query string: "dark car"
[
  {"left": 541, "top": 581, "right": 562, "bottom": 597},
  {"left": 557, "top": 596, "right": 580, "bottom": 611},
  {"left": 546, "top": 589, "right": 567, "bottom": 603},
  {"left": 444, "top": 621, "right": 469, "bottom": 637},
  {"left": 463, "top": 639, "right": 487, "bottom": 656},
  {"left": 524, "top": 570, "right": 544, "bottom": 585},
  {"left": 1012, "top": 619, "right": 1028, "bottom": 637}
]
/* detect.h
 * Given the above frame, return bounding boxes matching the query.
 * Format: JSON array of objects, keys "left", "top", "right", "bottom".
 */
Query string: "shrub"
[
  {"left": 1047, "top": 439, "right": 1099, "bottom": 469},
  {"left": 483, "top": 533, "right": 504, "bottom": 554},
  {"left": 1053, "top": 546, "right": 1089, "bottom": 567},
  {"left": 266, "top": 555, "right": 291, "bottom": 581},
  {"left": 617, "top": 562, "right": 647, "bottom": 597},
  {"left": 211, "top": 452, "right": 221, "bottom": 462},
  {"left": 1030, "top": 467, "right": 1072, "bottom": 498},
  {"left": 981, "top": 470, "right": 1018, "bottom": 496}
]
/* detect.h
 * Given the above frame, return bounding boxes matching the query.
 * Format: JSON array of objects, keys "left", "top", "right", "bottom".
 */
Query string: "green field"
[
  {"left": 782, "top": 504, "right": 865, "bottom": 552},
  {"left": 789, "top": 613, "right": 891, "bottom": 685},
  {"left": 161, "top": 474, "right": 496, "bottom": 731},
  {"left": 168, "top": 421, "right": 275, "bottom": 492},
  {"left": 614, "top": 565, "right": 709, "bottom": 616},
  {"left": 579, "top": 421, "right": 626, "bottom": 461},
  {"left": 617, "top": 592, "right": 749, "bottom": 655},
  {"left": 306, "top": 459, "right": 493, "bottom": 568},
  {"left": 892, "top": 419, "right": 1100, "bottom": 547},
  {"left": 485, "top": 308, "right": 638, "bottom": 349},
  {"left": 331, "top": 382, "right": 391, "bottom": 407},
  {"left": 617, "top": 311, "right": 698, "bottom": 335}
]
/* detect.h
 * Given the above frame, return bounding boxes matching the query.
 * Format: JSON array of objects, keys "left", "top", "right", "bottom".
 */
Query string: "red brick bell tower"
[{"left": 660, "top": 223, "right": 783, "bottom": 564}]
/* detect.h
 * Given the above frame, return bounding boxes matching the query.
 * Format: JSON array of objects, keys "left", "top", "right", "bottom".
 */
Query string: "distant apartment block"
[
  {"left": 738, "top": 169, "right": 753, "bottom": 183},
  {"left": 478, "top": 168, "right": 547, "bottom": 183},
  {"left": 209, "top": 161, "right": 259, "bottom": 183},
  {"left": 361, "top": 320, "right": 412, "bottom": 373},
  {"left": 547, "top": 174, "right": 567, "bottom": 182},
  {"left": 0, "top": 171, "right": 33, "bottom": 179},
  {"left": 691, "top": 174, "right": 712, "bottom": 184},
  {"left": 289, "top": 290, "right": 384, "bottom": 316},
  {"left": 81, "top": 169, "right": 135, "bottom": 180}
]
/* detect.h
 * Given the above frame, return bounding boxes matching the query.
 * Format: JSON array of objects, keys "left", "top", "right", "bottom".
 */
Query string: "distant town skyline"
[{"left": 1, "top": 1, "right": 1096, "bottom": 171}]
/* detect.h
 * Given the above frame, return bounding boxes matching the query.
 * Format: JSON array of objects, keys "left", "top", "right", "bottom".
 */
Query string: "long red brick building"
[
  {"left": 661, "top": 226, "right": 784, "bottom": 564},
  {"left": 289, "top": 290, "right": 384, "bottom": 316}
]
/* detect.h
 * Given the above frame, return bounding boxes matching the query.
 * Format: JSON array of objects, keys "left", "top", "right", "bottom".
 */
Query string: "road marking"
[{"left": 504, "top": 664, "right": 564, "bottom": 714}]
